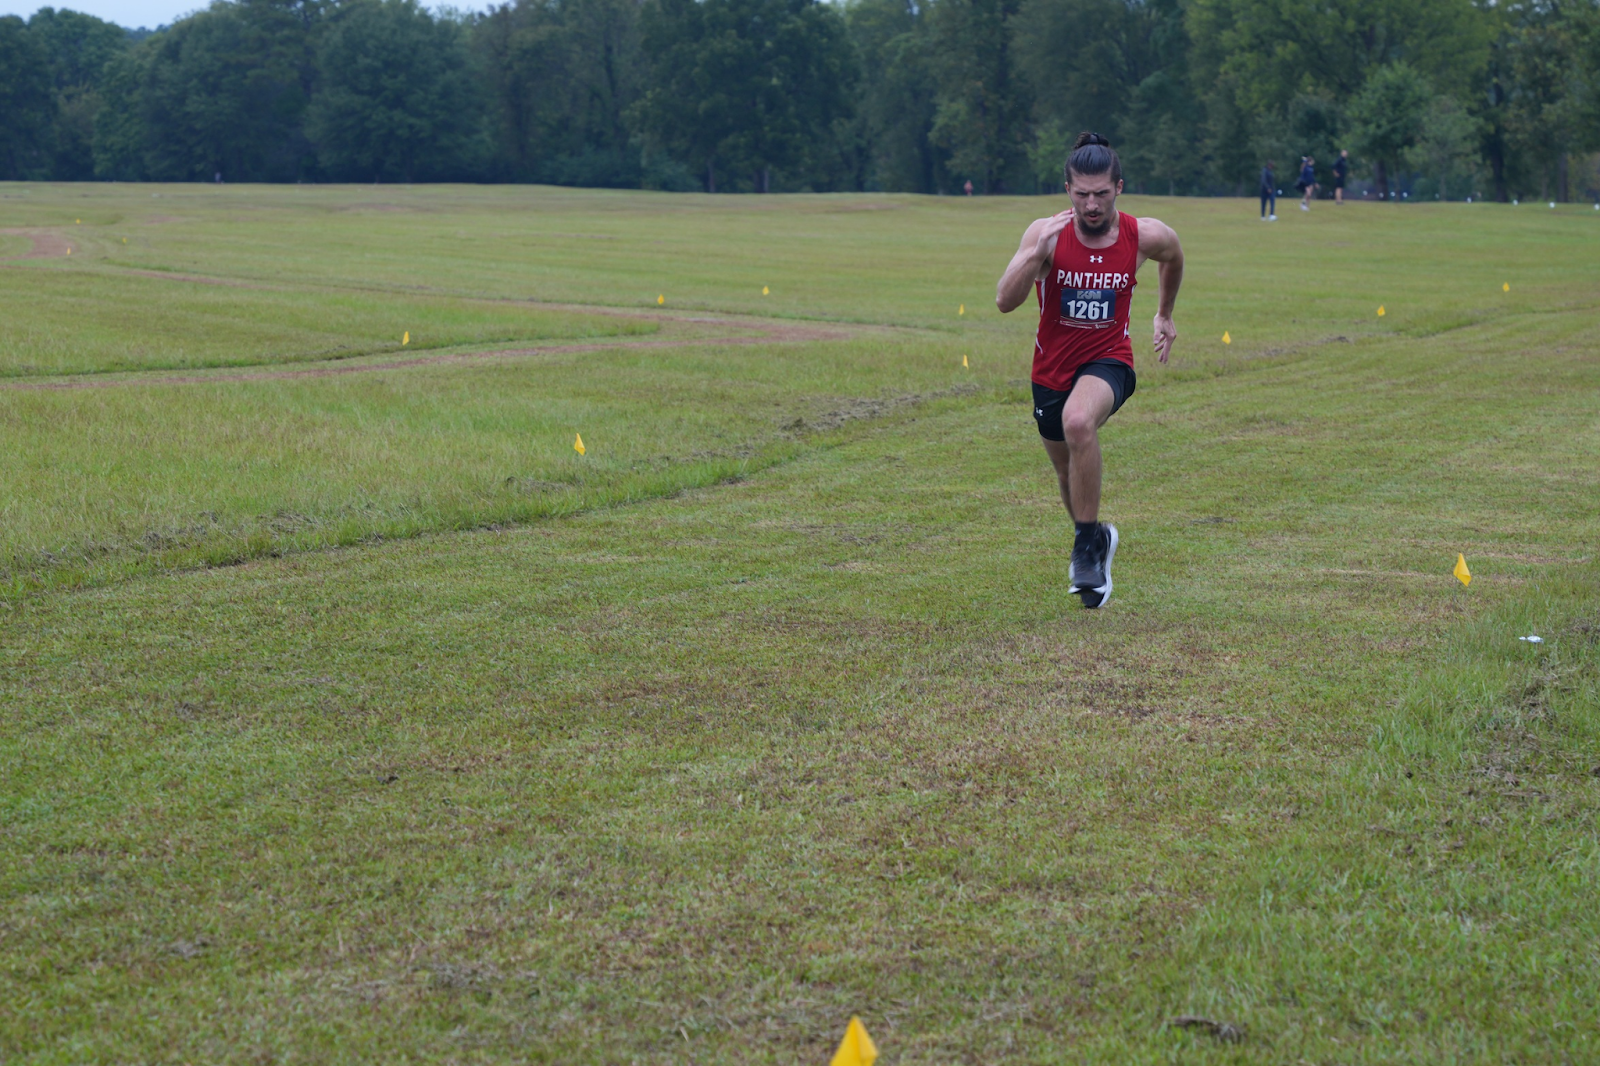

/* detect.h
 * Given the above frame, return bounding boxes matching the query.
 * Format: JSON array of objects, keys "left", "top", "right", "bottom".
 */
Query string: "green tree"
[
  {"left": 1498, "top": 0, "right": 1598, "bottom": 200},
  {"left": 136, "top": 0, "right": 319, "bottom": 181},
  {"left": 92, "top": 47, "right": 150, "bottom": 179},
  {"left": 1012, "top": 0, "right": 1197, "bottom": 192},
  {"left": 927, "top": 0, "right": 1032, "bottom": 193},
  {"left": 843, "top": 0, "right": 942, "bottom": 192},
  {"left": 307, "top": 0, "right": 486, "bottom": 182},
  {"left": 1244, "top": 93, "right": 1342, "bottom": 193},
  {"left": 1408, "top": 93, "right": 1482, "bottom": 198},
  {"left": 1347, "top": 61, "right": 1434, "bottom": 197},
  {"left": 633, "top": 0, "right": 856, "bottom": 192},
  {"left": 1186, "top": 0, "right": 1492, "bottom": 188},
  {"left": 472, "top": 0, "right": 648, "bottom": 186},
  {"left": 1188, "top": 0, "right": 1491, "bottom": 107},
  {"left": 26, "top": 6, "right": 129, "bottom": 89},
  {"left": 27, "top": 7, "right": 132, "bottom": 179},
  {"left": 0, "top": 15, "right": 55, "bottom": 179},
  {"left": 20, "top": 0, "right": 1596, "bottom": 197},
  {"left": 1118, "top": 68, "right": 1209, "bottom": 194}
]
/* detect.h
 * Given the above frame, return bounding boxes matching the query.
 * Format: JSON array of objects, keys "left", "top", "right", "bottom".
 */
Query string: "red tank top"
[{"left": 1032, "top": 211, "right": 1139, "bottom": 390}]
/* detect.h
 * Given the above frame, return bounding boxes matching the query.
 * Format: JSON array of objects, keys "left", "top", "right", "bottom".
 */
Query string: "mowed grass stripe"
[
  {"left": 0, "top": 268, "right": 658, "bottom": 378},
  {"left": 0, "top": 329, "right": 974, "bottom": 592}
]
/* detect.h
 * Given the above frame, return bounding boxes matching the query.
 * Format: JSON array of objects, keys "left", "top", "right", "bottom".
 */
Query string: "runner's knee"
[{"left": 1062, "top": 408, "right": 1098, "bottom": 445}]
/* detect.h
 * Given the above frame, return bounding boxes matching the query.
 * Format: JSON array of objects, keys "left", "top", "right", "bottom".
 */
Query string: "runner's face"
[{"left": 1065, "top": 172, "right": 1122, "bottom": 235}]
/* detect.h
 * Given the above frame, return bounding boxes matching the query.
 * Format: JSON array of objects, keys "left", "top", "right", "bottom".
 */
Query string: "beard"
[{"left": 1076, "top": 211, "right": 1113, "bottom": 237}]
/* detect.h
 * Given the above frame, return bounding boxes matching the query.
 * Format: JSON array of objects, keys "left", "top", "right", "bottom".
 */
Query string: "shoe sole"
[{"left": 1075, "top": 524, "right": 1118, "bottom": 609}]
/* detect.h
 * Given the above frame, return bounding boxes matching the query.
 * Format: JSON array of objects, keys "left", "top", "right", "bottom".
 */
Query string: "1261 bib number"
[{"left": 1061, "top": 288, "right": 1116, "bottom": 324}]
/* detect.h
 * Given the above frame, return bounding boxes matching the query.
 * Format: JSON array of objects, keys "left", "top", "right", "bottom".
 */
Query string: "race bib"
[{"left": 1061, "top": 288, "right": 1116, "bottom": 325}]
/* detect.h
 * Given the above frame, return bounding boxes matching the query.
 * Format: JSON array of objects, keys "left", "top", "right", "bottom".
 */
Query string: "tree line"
[{"left": 2, "top": 0, "right": 1598, "bottom": 199}]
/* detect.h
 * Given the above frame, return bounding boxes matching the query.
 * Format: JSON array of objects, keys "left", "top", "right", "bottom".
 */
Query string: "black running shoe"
[
  {"left": 1069, "top": 523, "right": 1118, "bottom": 609},
  {"left": 1068, "top": 542, "right": 1094, "bottom": 594}
]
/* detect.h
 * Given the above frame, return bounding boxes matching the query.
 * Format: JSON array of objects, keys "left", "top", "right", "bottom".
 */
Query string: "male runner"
[{"left": 994, "top": 132, "right": 1184, "bottom": 609}]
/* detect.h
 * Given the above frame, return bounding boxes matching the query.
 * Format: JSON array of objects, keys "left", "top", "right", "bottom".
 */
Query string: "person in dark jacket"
[
  {"left": 1332, "top": 149, "right": 1349, "bottom": 204},
  {"left": 1297, "top": 156, "right": 1317, "bottom": 211},
  {"left": 1260, "top": 161, "right": 1277, "bottom": 220}
]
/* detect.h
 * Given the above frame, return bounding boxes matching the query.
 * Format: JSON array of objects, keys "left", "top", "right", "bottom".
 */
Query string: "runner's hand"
[
  {"left": 1152, "top": 314, "right": 1176, "bottom": 364},
  {"left": 1034, "top": 210, "right": 1074, "bottom": 262}
]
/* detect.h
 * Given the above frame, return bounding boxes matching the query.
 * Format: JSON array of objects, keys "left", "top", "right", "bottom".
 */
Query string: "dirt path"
[
  {"left": 0, "top": 229, "right": 72, "bottom": 259},
  {"left": 0, "top": 317, "right": 873, "bottom": 391}
]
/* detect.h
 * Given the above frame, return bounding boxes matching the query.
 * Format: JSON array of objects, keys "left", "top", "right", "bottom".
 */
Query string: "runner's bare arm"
[
  {"left": 995, "top": 211, "right": 1073, "bottom": 313},
  {"left": 1138, "top": 217, "right": 1183, "bottom": 364}
]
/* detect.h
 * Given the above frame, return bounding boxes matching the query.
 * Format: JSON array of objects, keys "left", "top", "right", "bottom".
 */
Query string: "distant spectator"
[
  {"left": 1296, "top": 156, "right": 1316, "bottom": 212},
  {"left": 964, "top": 179, "right": 974, "bottom": 196},
  {"left": 1332, "top": 150, "right": 1348, "bottom": 204},
  {"left": 1259, "top": 161, "right": 1277, "bottom": 221}
]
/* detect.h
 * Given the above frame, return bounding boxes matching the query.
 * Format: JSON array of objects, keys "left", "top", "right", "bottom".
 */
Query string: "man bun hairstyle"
[{"left": 1065, "top": 131, "right": 1121, "bottom": 184}]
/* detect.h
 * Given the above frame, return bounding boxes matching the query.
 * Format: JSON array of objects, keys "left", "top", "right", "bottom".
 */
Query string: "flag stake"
[{"left": 830, "top": 1017, "right": 878, "bottom": 1066}]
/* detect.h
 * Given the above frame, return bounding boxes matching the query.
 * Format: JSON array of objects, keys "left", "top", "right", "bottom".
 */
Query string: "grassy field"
[{"left": 1, "top": 183, "right": 1597, "bottom": 1063}]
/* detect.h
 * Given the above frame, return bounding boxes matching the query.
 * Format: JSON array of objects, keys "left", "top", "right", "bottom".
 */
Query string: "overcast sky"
[
  {"left": 1, "top": 0, "right": 194, "bottom": 29},
  {"left": 0, "top": 0, "right": 489, "bottom": 30}
]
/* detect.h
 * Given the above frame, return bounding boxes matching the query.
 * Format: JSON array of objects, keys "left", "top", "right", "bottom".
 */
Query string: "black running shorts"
[{"left": 1032, "top": 359, "right": 1136, "bottom": 441}]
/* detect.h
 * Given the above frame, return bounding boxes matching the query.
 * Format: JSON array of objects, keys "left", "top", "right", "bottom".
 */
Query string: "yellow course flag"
[
  {"left": 762, "top": 285, "right": 769, "bottom": 295},
  {"left": 574, "top": 433, "right": 586, "bottom": 456},
  {"left": 1377, "top": 305, "right": 1386, "bottom": 317},
  {"left": 1453, "top": 553, "right": 1472, "bottom": 587},
  {"left": 958, "top": 303, "right": 965, "bottom": 316},
  {"left": 657, "top": 294, "right": 665, "bottom": 305},
  {"left": 1503, "top": 282, "right": 1510, "bottom": 292},
  {"left": 830, "top": 1017, "right": 878, "bottom": 1066},
  {"left": 76, "top": 218, "right": 81, "bottom": 224},
  {"left": 962, "top": 353, "right": 969, "bottom": 368},
  {"left": 1222, "top": 330, "right": 1231, "bottom": 344},
  {"left": 402, "top": 331, "right": 409, "bottom": 345}
]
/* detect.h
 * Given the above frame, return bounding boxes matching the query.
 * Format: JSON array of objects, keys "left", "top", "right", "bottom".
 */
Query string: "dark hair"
[{"left": 1065, "top": 132, "right": 1121, "bottom": 184}]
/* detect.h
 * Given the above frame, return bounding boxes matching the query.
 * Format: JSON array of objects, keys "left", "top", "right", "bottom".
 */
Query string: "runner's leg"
[
  {"left": 1058, "top": 375, "right": 1116, "bottom": 522},
  {"left": 1041, "top": 438, "right": 1075, "bottom": 521}
]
